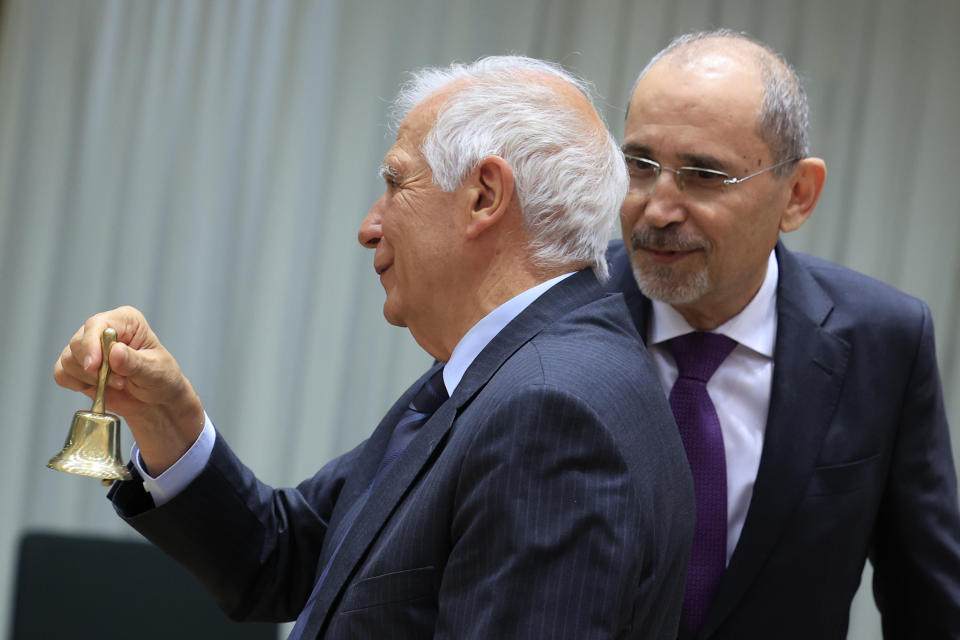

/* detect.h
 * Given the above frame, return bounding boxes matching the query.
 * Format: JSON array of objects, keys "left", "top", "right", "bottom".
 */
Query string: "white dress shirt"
[
  {"left": 133, "top": 272, "right": 576, "bottom": 506},
  {"left": 647, "top": 250, "right": 778, "bottom": 564}
]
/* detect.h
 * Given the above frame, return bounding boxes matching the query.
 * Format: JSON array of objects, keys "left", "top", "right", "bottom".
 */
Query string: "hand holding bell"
[{"left": 48, "top": 327, "right": 132, "bottom": 484}]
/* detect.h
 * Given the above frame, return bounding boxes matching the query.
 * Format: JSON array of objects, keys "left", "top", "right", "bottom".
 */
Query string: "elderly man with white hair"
[{"left": 55, "top": 56, "right": 695, "bottom": 639}]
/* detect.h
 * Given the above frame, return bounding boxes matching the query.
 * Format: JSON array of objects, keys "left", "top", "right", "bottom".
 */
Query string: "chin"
[
  {"left": 382, "top": 305, "right": 408, "bottom": 328},
  {"left": 632, "top": 262, "right": 709, "bottom": 305}
]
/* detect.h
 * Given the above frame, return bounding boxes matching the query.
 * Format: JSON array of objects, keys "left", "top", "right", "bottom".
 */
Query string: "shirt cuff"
[{"left": 130, "top": 412, "right": 216, "bottom": 507}]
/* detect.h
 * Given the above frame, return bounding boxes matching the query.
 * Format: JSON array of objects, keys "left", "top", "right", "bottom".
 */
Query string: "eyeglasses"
[{"left": 623, "top": 153, "right": 800, "bottom": 195}]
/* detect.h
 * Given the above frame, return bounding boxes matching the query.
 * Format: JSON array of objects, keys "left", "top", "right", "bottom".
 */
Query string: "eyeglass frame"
[{"left": 622, "top": 153, "right": 802, "bottom": 194}]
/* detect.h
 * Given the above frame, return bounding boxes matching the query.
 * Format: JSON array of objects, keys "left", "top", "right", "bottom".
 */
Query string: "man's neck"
[
  {"left": 415, "top": 260, "right": 581, "bottom": 361},
  {"left": 441, "top": 270, "right": 577, "bottom": 394},
  {"left": 649, "top": 250, "right": 779, "bottom": 352}
]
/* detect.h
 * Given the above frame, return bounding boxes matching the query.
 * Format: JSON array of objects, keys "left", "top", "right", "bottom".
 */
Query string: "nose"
[
  {"left": 637, "top": 171, "right": 687, "bottom": 229},
  {"left": 358, "top": 197, "right": 384, "bottom": 248}
]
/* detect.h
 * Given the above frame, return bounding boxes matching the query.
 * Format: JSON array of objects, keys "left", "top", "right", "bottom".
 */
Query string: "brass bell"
[{"left": 48, "top": 327, "right": 133, "bottom": 485}]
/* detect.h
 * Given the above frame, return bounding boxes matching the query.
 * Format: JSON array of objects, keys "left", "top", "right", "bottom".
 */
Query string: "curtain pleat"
[{"left": 1, "top": 1, "right": 956, "bottom": 637}]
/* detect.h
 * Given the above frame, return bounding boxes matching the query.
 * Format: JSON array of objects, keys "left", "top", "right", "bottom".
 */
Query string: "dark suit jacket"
[
  {"left": 606, "top": 240, "right": 960, "bottom": 639},
  {"left": 110, "top": 269, "right": 696, "bottom": 639}
]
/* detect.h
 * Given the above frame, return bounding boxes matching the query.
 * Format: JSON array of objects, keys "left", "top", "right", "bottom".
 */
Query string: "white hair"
[{"left": 391, "top": 55, "right": 628, "bottom": 281}]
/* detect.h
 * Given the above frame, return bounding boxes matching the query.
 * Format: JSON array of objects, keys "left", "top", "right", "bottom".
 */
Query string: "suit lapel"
[
  {"left": 696, "top": 244, "right": 851, "bottom": 638},
  {"left": 606, "top": 240, "right": 651, "bottom": 338},
  {"left": 608, "top": 241, "right": 853, "bottom": 638},
  {"left": 291, "top": 364, "right": 440, "bottom": 638},
  {"left": 303, "top": 394, "right": 459, "bottom": 636},
  {"left": 320, "top": 368, "right": 434, "bottom": 546},
  {"left": 303, "top": 269, "right": 605, "bottom": 636}
]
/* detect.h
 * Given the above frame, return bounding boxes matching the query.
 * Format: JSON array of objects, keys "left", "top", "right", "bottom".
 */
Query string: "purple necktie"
[{"left": 667, "top": 332, "right": 737, "bottom": 636}]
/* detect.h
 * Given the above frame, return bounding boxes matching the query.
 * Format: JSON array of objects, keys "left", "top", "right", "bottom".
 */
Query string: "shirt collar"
[
  {"left": 442, "top": 272, "right": 576, "bottom": 395},
  {"left": 648, "top": 249, "right": 778, "bottom": 358}
]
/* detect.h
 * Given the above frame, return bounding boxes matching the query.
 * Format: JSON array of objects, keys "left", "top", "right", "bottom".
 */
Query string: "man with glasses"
[{"left": 607, "top": 29, "right": 960, "bottom": 639}]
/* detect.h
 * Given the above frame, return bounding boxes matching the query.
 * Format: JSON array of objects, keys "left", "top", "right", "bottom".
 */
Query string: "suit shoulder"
[
  {"left": 510, "top": 294, "right": 675, "bottom": 434},
  {"left": 789, "top": 250, "right": 931, "bottom": 328},
  {"left": 526, "top": 291, "right": 648, "bottom": 383}
]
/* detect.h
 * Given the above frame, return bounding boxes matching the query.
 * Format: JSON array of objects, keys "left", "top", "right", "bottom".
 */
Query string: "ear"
[
  {"left": 464, "top": 155, "right": 516, "bottom": 239},
  {"left": 779, "top": 157, "right": 826, "bottom": 233}
]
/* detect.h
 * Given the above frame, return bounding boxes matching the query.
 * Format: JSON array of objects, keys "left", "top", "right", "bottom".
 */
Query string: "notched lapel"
[
  {"left": 304, "top": 269, "right": 605, "bottom": 636},
  {"left": 321, "top": 369, "right": 434, "bottom": 545},
  {"left": 698, "top": 245, "right": 851, "bottom": 638},
  {"left": 605, "top": 241, "right": 651, "bottom": 337},
  {"left": 304, "top": 397, "right": 459, "bottom": 636}
]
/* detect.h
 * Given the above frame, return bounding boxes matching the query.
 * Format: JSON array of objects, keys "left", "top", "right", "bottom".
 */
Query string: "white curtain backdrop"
[{"left": 1, "top": 0, "right": 957, "bottom": 637}]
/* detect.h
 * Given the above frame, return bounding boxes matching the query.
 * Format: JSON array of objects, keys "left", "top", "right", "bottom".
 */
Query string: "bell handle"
[{"left": 91, "top": 328, "right": 118, "bottom": 415}]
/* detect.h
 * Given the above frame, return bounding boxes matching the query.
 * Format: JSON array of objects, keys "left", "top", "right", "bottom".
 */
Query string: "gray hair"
[
  {"left": 634, "top": 29, "right": 810, "bottom": 176},
  {"left": 391, "top": 55, "right": 628, "bottom": 281}
]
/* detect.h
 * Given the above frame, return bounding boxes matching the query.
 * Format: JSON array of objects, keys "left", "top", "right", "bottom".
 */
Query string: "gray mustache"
[{"left": 630, "top": 228, "right": 707, "bottom": 252}]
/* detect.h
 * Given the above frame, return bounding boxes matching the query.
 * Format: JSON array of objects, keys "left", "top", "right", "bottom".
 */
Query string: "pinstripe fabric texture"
[
  {"left": 287, "top": 367, "right": 448, "bottom": 640},
  {"left": 111, "top": 269, "right": 696, "bottom": 639}
]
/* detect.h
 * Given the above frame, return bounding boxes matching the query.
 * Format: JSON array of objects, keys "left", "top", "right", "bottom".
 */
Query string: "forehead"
[
  {"left": 383, "top": 116, "right": 430, "bottom": 172},
  {"left": 625, "top": 50, "right": 769, "bottom": 162},
  {"left": 382, "top": 90, "right": 448, "bottom": 171}
]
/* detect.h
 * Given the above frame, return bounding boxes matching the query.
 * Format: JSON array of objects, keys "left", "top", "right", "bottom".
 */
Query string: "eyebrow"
[
  {"left": 621, "top": 144, "right": 727, "bottom": 171},
  {"left": 621, "top": 143, "right": 652, "bottom": 157},
  {"left": 678, "top": 152, "right": 726, "bottom": 171},
  {"left": 378, "top": 163, "right": 401, "bottom": 182}
]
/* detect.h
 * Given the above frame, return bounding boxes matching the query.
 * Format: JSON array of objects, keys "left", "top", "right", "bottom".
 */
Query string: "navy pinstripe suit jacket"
[
  {"left": 606, "top": 240, "right": 960, "bottom": 639},
  {"left": 110, "top": 269, "right": 696, "bottom": 639}
]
